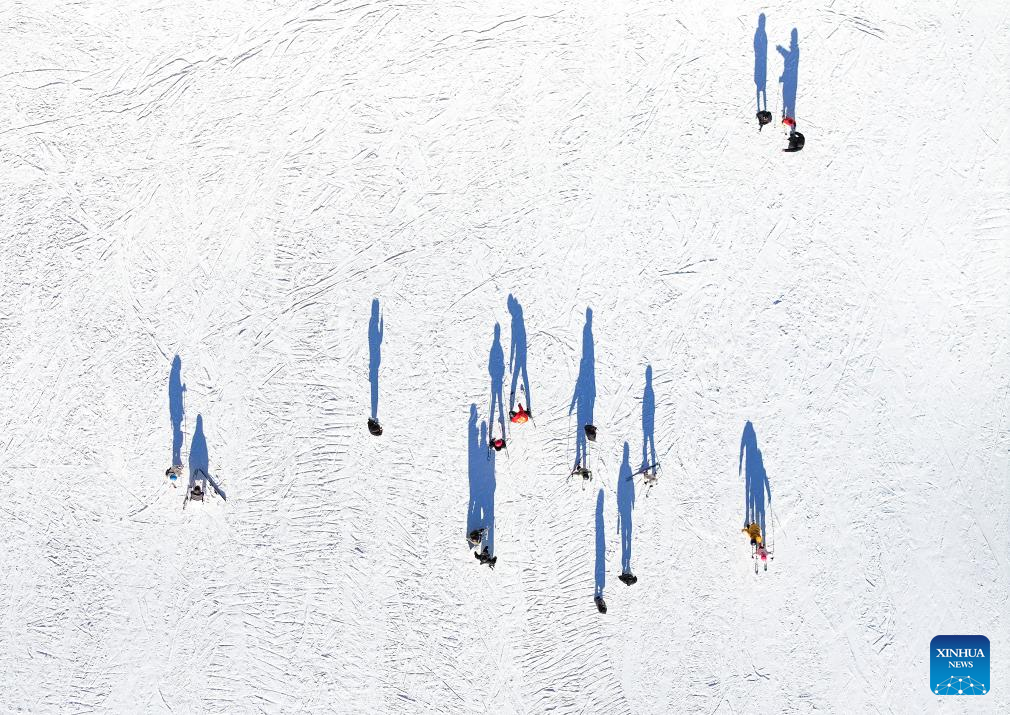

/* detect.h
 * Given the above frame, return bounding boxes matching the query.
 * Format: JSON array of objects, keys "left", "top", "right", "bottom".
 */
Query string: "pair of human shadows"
[
  {"left": 507, "top": 294, "right": 531, "bottom": 414},
  {"left": 169, "top": 357, "right": 225, "bottom": 500},
  {"left": 569, "top": 308, "right": 595, "bottom": 469},
  {"left": 368, "top": 298, "right": 383, "bottom": 422},
  {"left": 740, "top": 420, "right": 771, "bottom": 536},
  {"left": 753, "top": 16, "right": 799, "bottom": 119},
  {"left": 466, "top": 404, "right": 496, "bottom": 555},
  {"left": 168, "top": 356, "right": 209, "bottom": 489},
  {"left": 611, "top": 365, "right": 656, "bottom": 581},
  {"left": 594, "top": 445, "right": 636, "bottom": 607}
]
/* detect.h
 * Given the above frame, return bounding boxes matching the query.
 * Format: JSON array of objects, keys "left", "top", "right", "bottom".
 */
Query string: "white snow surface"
[{"left": 2, "top": 1, "right": 1008, "bottom": 712}]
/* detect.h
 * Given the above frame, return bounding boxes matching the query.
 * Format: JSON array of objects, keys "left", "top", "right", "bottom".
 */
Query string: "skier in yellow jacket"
[{"left": 742, "top": 522, "right": 763, "bottom": 545}]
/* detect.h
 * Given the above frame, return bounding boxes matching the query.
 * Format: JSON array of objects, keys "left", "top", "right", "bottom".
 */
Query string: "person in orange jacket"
[{"left": 510, "top": 403, "right": 530, "bottom": 424}]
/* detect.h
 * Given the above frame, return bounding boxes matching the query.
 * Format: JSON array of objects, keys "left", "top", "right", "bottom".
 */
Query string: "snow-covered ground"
[{"left": 2, "top": 1, "right": 1008, "bottom": 712}]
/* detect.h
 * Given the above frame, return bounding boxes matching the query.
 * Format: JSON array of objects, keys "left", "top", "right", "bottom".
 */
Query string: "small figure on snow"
[
  {"left": 165, "top": 465, "right": 183, "bottom": 486},
  {"left": 753, "top": 542, "right": 771, "bottom": 572},
  {"left": 475, "top": 546, "right": 497, "bottom": 569},
  {"left": 509, "top": 403, "right": 530, "bottom": 424},
  {"left": 742, "top": 522, "right": 763, "bottom": 546},
  {"left": 782, "top": 116, "right": 805, "bottom": 152}
]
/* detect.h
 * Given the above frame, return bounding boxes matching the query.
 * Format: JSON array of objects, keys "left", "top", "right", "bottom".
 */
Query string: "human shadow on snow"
[
  {"left": 740, "top": 421, "right": 770, "bottom": 536},
  {"left": 570, "top": 308, "right": 596, "bottom": 469},
  {"left": 466, "top": 404, "right": 496, "bottom": 555},
  {"left": 754, "top": 13, "right": 768, "bottom": 113},
  {"left": 507, "top": 294, "right": 531, "bottom": 415},
  {"left": 188, "top": 414, "right": 209, "bottom": 492},
  {"left": 595, "top": 488, "right": 606, "bottom": 601},
  {"left": 616, "top": 442, "right": 635, "bottom": 576},
  {"left": 641, "top": 365, "right": 656, "bottom": 472},
  {"left": 169, "top": 355, "right": 186, "bottom": 466},
  {"left": 777, "top": 28, "right": 800, "bottom": 119},
  {"left": 368, "top": 298, "right": 383, "bottom": 422},
  {"left": 189, "top": 414, "right": 226, "bottom": 500},
  {"left": 488, "top": 323, "right": 506, "bottom": 438}
]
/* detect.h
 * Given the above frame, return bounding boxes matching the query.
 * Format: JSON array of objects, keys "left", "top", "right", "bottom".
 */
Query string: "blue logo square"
[{"left": 931, "top": 635, "right": 989, "bottom": 695}]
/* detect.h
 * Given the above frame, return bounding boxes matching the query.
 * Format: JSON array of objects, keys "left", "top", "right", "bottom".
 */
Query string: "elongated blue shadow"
[
  {"left": 570, "top": 307, "right": 595, "bottom": 468},
  {"left": 595, "top": 488, "right": 606, "bottom": 599},
  {"left": 368, "top": 299, "right": 383, "bottom": 421},
  {"left": 740, "top": 421, "right": 771, "bottom": 536},
  {"left": 507, "top": 294, "right": 531, "bottom": 414},
  {"left": 488, "top": 323, "right": 506, "bottom": 437},
  {"left": 777, "top": 28, "right": 800, "bottom": 119},
  {"left": 616, "top": 442, "right": 635, "bottom": 574},
  {"left": 754, "top": 13, "right": 768, "bottom": 112},
  {"left": 641, "top": 365, "right": 656, "bottom": 472},
  {"left": 169, "top": 355, "right": 185, "bottom": 465},
  {"left": 189, "top": 414, "right": 209, "bottom": 487},
  {"left": 466, "top": 404, "right": 496, "bottom": 554}
]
